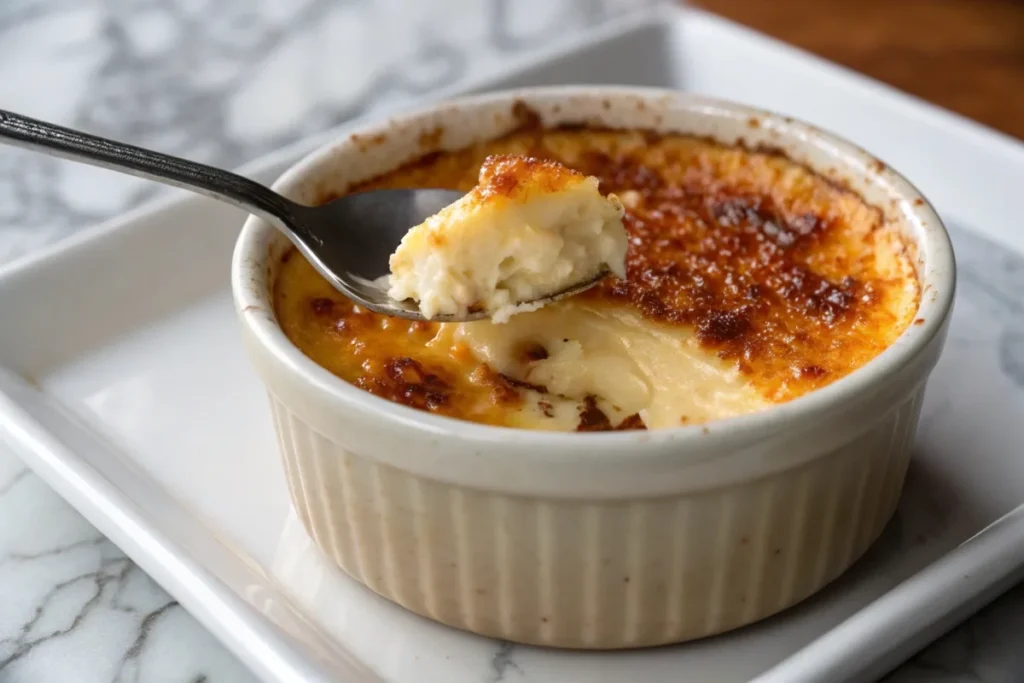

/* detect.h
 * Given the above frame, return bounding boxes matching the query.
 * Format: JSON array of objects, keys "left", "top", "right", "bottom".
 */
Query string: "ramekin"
[{"left": 231, "top": 87, "right": 955, "bottom": 649}]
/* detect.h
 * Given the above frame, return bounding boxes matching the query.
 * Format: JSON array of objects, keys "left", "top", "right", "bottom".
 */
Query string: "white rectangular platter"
[{"left": 3, "top": 6, "right": 1024, "bottom": 683}]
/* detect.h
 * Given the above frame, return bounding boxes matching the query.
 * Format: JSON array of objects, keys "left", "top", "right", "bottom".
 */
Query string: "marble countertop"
[{"left": 1, "top": 1, "right": 1024, "bottom": 682}]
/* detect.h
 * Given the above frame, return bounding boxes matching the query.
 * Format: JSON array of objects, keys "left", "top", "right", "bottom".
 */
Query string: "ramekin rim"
[{"left": 231, "top": 85, "right": 955, "bottom": 455}]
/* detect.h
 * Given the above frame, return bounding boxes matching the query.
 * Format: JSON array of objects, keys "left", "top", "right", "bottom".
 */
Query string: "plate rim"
[{"left": 1, "top": 6, "right": 1024, "bottom": 683}]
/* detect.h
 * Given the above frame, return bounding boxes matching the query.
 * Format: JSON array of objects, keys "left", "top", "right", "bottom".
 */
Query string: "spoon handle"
[{"left": 0, "top": 109, "right": 307, "bottom": 236}]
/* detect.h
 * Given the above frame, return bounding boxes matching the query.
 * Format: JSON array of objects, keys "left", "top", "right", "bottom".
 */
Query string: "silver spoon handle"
[{"left": 0, "top": 109, "right": 309, "bottom": 238}]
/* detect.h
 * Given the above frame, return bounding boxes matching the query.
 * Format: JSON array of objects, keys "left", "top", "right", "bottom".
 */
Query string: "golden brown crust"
[
  {"left": 273, "top": 283, "right": 521, "bottom": 425},
  {"left": 565, "top": 145, "right": 915, "bottom": 399},
  {"left": 575, "top": 396, "right": 647, "bottom": 432},
  {"left": 474, "top": 154, "right": 584, "bottom": 201}
]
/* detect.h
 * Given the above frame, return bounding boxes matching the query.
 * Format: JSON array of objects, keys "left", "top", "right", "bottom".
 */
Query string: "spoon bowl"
[
  {"left": 0, "top": 109, "right": 607, "bottom": 322},
  {"left": 286, "top": 188, "right": 470, "bottom": 320}
]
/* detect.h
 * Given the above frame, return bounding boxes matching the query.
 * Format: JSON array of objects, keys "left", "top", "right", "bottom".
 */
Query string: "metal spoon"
[{"left": 0, "top": 109, "right": 607, "bottom": 322}]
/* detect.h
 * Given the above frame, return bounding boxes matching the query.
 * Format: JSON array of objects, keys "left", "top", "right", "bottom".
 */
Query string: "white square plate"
[{"left": 2, "top": 7, "right": 1024, "bottom": 683}]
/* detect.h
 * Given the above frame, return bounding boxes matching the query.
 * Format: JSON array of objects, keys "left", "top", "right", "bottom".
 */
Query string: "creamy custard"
[
  {"left": 388, "top": 154, "right": 628, "bottom": 322},
  {"left": 273, "top": 127, "right": 920, "bottom": 431}
]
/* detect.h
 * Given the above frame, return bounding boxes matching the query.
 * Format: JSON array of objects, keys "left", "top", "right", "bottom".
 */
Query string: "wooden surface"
[{"left": 697, "top": 0, "right": 1024, "bottom": 140}]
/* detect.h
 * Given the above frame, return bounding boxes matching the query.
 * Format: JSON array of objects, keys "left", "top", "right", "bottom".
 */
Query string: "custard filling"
[{"left": 273, "top": 127, "right": 920, "bottom": 430}]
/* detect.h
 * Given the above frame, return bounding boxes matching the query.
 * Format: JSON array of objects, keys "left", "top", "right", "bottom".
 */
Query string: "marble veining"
[
  {"left": 0, "top": 457, "right": 250, "bottom": 683},
  {"left": 488, "top": 642, "right": 524, "bottom": 682},
  {"left": 1, "top": 1, "right": 1023, "bottom": 682},
  {"left": 0, "top": 0, "right": 646, "bottom": 263}
]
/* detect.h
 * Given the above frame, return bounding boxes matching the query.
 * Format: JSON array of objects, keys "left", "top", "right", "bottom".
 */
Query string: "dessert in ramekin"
[{"left": 232, "top": 88, "right": 955, "bottom": 649}]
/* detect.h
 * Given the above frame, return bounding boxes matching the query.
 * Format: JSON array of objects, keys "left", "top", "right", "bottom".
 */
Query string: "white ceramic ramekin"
[{"left": 231, "top": 87, "right": 955, "bottom": 649}]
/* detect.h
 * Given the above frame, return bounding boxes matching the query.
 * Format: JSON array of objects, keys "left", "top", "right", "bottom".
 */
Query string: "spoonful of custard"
[
  {"left": 386, "top": 154, "right": 628, "bottom": 323},
  {"left": 0, "top": 110, "right": 626, "bottom": 322}
]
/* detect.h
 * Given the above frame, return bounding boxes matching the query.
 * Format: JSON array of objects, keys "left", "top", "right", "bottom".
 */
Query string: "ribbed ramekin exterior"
[{"left": 266, "top": 387, "right": 923, "bottom": 649}]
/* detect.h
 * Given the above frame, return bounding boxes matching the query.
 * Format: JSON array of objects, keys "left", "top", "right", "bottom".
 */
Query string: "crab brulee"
[{"left": 273, "top": 127, "right": 920, "bottom": 431}]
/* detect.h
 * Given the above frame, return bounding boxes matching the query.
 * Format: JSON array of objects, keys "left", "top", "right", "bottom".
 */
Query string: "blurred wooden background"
[{"left": 697, "top": 0, "right": 1024, "bottom": 140}]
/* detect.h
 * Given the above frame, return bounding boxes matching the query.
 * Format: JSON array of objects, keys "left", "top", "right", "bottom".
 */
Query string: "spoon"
[{"left": 0, "top": 109, "right": 607, "bottom": 322}]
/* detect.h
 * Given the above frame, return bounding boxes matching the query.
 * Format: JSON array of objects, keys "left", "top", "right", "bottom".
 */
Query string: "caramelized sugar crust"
[
  {"left": 272, "top": 277, "right": 543, "bottom": 427},
  {"left": 273, "top": 125, "right": 919, "bottom": 428},
  {"left": 475, "top": 153, "right": 586, "bottom": 200}
]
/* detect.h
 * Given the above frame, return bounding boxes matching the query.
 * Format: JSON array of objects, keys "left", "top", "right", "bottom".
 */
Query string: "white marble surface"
[{"left": 1, "top": 1, "right": 1024, "bottom": 682}]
